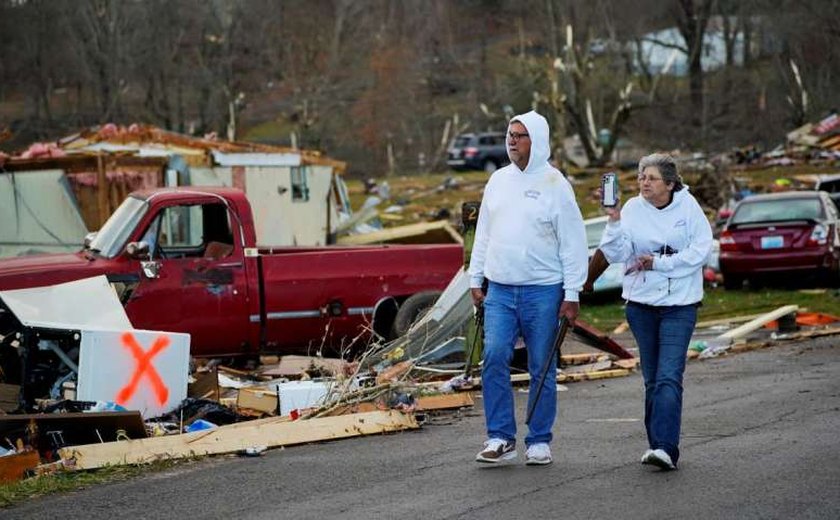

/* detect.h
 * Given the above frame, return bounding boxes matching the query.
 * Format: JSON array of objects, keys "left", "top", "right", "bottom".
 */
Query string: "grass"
[
  {"left": 0, "top": 458, "right": 199, "bottom": 508},
  {"left": 580, "top": 286, "right": 840, "bottom": 331}
]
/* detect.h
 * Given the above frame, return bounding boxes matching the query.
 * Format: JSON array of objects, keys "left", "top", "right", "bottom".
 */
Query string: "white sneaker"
[
  {"left": 476, "top": 438, "right": 517, "bottom": 463},
  {"left": 525, "top": 443, "right": 552, "bottom": 465},
  {"left": 646, "top": 449, "right": 676, "bottom": 470}
]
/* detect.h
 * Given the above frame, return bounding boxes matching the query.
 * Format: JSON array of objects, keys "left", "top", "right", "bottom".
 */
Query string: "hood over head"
[{"left": 507, "top": 110, "right": 552, "bottom": 175}]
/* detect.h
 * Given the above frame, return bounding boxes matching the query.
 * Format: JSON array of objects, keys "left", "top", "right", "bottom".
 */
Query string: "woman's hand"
[{"left": 595, "top": 187, "right": 622, "bottom": 222}]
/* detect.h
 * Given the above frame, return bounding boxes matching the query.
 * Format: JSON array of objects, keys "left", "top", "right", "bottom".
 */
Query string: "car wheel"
[
  {"left": 483, "top": 160, "right": 498, "bottom": 174},
  {"left": 722, "top": 274, "right": 743, "bottom": 290},
  {"left": 390, "top": 291, "right": 441, "bottom": 339}
]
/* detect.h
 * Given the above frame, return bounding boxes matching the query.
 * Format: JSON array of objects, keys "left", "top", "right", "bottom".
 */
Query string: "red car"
[{"left": 719, "top": 191, "right": 840, "bottom": 289}]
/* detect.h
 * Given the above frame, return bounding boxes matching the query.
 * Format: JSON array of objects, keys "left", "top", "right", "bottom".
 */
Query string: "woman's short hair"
[{"left": 639, "top": 153, "right": 683, "bottom": 191}]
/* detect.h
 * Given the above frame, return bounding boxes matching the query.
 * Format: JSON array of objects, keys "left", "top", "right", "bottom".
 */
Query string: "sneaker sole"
[
  {"left": 525, "top": 457, "right": 552, "bottom": 466},
  {"left": 647, "top": 454, "right": 675, "bottom": 471},
  {"left": 476, "top": 451, "right": 518, "bottom": 463}
]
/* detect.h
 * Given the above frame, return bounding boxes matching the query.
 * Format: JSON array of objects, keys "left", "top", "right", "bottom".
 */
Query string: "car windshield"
[
  {"left": 584, "top": 219, "right": 607, "bottom": 249},
  {"left": 88, "top": 196, "right": 149, "bottom": 258},
  {"left": 731, "top": 198, "right": 823, "bottom": 224},
  {"left": 453, "top": 136, "right": 471, "bottom": 148}
]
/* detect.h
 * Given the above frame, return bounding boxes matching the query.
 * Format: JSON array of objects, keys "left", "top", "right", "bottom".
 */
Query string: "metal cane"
[
  {"left": 525, "top": 316, "right": 570, "bottom": 426},
  {"left": 463, "top": 303, "right": 484, "bottom": 379}
]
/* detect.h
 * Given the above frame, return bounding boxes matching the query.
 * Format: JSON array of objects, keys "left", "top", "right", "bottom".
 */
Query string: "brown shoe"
[{"left": 475, "top": 438, "right": 517, "bottom": 463}]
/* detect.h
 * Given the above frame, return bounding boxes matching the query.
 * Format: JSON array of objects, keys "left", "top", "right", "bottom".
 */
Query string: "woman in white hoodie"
[{"left": 599, "top": 153, "right": 713, "bottom": 470}]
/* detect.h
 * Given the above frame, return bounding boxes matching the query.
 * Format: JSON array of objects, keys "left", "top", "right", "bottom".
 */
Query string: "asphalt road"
[{"left": 7, "top": 336, "right": 840, "bottom": 520}]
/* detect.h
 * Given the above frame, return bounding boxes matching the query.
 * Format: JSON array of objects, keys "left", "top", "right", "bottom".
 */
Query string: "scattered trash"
[
  {"left": 239, "top": 445, "right": 267, "bottom": 457},
  {"left": 185, "top": 419, "right": 218, "bottom": 433}
]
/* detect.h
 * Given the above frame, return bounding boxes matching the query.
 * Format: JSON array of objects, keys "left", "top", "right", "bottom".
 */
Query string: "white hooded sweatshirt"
[
  {"left": 599, "top": 187, "right": 713, "bottom": 306},
  {"left": 468, "top": 111, "right": 588, "bottom": 302}
]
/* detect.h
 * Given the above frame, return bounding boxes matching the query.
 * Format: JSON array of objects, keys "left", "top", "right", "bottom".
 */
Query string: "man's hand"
[
  {"left": 559, "top": 301, "right": 580, "bottom": 326},
  {"left": 470, "top": 288, "right": 485, "bottom": 307}
]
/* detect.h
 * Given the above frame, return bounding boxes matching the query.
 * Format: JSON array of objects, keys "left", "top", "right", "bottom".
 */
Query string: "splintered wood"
[{"left": 60, "top": 410, "right": 418, "bottom": 470}]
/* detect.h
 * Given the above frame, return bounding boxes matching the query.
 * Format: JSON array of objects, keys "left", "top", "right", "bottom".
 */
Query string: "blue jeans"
[
  {"left": 482, "top": 281, "right": 563, "bottom": 446},
  {"left": 626, "top": 301, "right": 697, "bottom": 464}
]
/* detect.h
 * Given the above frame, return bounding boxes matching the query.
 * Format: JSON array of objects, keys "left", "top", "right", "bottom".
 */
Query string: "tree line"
[{"left": 0, "top": 0, "right": 838, "bottom": 174}]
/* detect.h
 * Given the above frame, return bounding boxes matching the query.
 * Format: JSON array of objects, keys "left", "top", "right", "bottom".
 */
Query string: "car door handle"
[{"left": 215, "top": 262, "right": 243, "bottom": 269}]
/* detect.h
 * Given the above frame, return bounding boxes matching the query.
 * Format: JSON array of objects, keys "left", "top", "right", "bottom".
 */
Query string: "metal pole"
[{"left": 525, "top": 317, "right": 570, "bottom": 426}]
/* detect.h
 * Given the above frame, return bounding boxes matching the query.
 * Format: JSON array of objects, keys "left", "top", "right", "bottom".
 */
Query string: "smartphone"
[{"left": 601, "top": 172, "right": 618, "bottom": 207}]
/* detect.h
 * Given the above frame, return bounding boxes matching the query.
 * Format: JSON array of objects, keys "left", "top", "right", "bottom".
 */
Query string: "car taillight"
[
  {"left": 807, "top": 224, "right": 829, "bottom": 247},
  {"left": 464, "top": 147, "right": 479, "bottom": 158},
  {"left": 719, "top": 230, "right": 737, "bottom": 251}
]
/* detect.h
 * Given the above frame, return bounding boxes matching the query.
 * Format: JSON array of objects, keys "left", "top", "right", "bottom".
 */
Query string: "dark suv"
[{"left": 447, "top": 132, "right": 509, "bottom": 173}]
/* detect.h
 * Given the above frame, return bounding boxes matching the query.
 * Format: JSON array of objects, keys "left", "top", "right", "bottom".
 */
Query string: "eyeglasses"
[
  {"left": 508, "top": 131, "right": 530, "bottom": 141},
  {"left": 637, "top": 174, "right": 664, "bottom": 183}
]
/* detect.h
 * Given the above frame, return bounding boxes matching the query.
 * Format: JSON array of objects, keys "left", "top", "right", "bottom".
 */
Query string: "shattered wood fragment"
[
  {"left": 561, "top": 360, "right": 613, "bottom": 375},
  {"left": 613, "top": 358, "right": 640, "bottom": 370},
  {"left": 59, "top": 410, "right": 418, "bottom": 470},
  {"left": 259, "top": 355, "right": 346, "bottom": 379},
  {"left": 188, "top": 369, "right": 220, "bottom": 401},
  {"left": 560, "top": 353, "right": 611, "bottom": 366},
  {"left": 375, "top": 360, "right": 413, "bottom": 385},
  {"left": 415, "top": 392, "right": 474, "bottom": 411},
  {"left": 0, "top": 450, "right": 40, "bottom": 483},
  {"left": 236, "top": 388, "right": 279, "bottom": 415},
  {"left": 324, "top": 402, "right": 380, "bottom": 417}
]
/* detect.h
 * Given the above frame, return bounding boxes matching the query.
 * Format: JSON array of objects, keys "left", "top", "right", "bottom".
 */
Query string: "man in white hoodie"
[
  {"left": 469, "top": 111, "right": 588, "bottom": 465},
  {"left": 599, "top": 153, "right": 713, "bottom": 470}
]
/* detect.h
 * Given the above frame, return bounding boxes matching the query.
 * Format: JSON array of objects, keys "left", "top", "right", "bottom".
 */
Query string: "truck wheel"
[
  {"left": 390, "top": 291, "right": 441, "bottom": 338},
  {"left": 483, "top": 160, "right": 498, "bottom": 174}
]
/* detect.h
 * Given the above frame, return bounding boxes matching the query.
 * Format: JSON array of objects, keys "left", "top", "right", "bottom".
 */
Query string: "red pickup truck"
[{"left": 0, "top": 187, "right": 463, "bottom": 358}]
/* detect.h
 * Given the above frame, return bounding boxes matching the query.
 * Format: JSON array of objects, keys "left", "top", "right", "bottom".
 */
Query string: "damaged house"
[{"left": 0, "top": 124, "right": 350, "bottom": 258}]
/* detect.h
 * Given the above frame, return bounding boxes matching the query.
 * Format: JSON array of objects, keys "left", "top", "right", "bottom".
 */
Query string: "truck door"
[{"left": 124, "top": 201, "right": 250, "bottom": 357}]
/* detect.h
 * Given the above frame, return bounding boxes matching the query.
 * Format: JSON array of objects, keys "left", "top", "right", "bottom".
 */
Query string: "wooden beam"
[
  {"left": 60, "top": 410, "right": 418, "bottom": 470},
  {"left": 416, "top": 392, "right": 474, "bottom": 411},
  {"left": 717, "top": 305, "right": 799, "bottom": 341},
  {"left": 337, "top": 220, "right": 463, "bottom": 246},
  {"left": 696, "top": 312, "right": 765, "bottom": 329}
]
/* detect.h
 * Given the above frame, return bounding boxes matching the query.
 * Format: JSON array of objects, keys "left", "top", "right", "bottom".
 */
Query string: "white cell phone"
[{"left": 602, "top": 172, "right": 618, "bottom": 207}]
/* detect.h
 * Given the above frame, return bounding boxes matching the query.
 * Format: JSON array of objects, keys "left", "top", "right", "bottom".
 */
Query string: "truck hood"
[{"left": 0, "top": 252, "right": 112, "bottom": 291}]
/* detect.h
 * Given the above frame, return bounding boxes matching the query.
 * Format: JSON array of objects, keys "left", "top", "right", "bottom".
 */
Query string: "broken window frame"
[{"left": 291, "top": 166, "right": 310, "bottom": 202}]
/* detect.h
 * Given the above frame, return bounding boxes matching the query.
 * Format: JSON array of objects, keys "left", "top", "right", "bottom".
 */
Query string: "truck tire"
[
  {"left": 391, "top": 291, "right": 441, "bottom": 339},
  {"left": 483, "top": 159, "right": 498, "bottom": 174}
]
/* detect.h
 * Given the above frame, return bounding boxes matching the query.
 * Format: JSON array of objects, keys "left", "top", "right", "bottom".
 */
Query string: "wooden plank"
[
  {"left": 561, "top": 360, "right": 613, "bottom": 375},
  {"left": 259, "top": 355, "right": 346, "bottom": 379},
  {"left": 696, "top": 313, "right": 765, "bottom": 329},
  {"left": 717, "top": 305, "right": 799, "bottom": 341},
  {"left": 613, "top": 358, "right": 640, "bottom": 370},
  {"left": 416, "top": 392, "right": 474, "bottom": 411},
  {"left": 0, "top": 451, "right": 40, "bottom": 483},
  {"left": 560, "top": 353, "right": 610, "bottom": 366},
  {"left": 60, "top": 410, "right": 418, "bottom": 470},
  {"left": 337, "top": 220, "right": 463, "bottom": 245}
]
